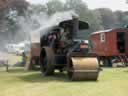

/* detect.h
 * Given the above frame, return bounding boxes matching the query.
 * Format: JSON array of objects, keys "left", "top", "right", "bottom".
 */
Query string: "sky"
[{"left": 26, "top": 0, "right": 128, "bottom": 11}]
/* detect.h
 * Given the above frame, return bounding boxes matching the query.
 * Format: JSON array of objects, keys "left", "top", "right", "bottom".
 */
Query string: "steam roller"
[{"left": 39, "top": 16, "right": 101, "bottom": 81}]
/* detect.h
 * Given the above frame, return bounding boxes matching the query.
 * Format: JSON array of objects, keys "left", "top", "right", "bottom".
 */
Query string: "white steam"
[
  {"left": 18, "top": 10, "right": 78, "bottom": 42},
  {"left": 0, "top": 10, "right": 78, "bottom": 52},
  {"left": 33, "top": 10, "right": 78, "bottom": 35}
]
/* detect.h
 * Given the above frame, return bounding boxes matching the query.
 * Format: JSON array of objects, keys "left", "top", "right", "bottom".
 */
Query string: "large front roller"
[
  {"left": 40, "top": 47, "right": 55, "bottom": 76},
  {"left": 67, "top": 57, "right": 100, "bottom": 81}
]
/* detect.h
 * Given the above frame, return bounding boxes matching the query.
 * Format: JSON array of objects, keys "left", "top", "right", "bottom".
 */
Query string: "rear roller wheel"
[
  {"left": 67, "top": 57, "right": 100, "bottom": 81},
  {"left": 40, "top": 47, "right": 55, "bottom": 76}
]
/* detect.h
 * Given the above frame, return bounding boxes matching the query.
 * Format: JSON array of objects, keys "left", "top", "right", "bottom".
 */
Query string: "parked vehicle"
[{"left": 90, "top": 28, "right": 128, "bottom": 67}]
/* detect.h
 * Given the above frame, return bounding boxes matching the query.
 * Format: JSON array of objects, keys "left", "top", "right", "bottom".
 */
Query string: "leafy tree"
[
  {"left": 0, "top": 0, "right": 29, "bottom": 45},
  {"left": 95, "top": 8, "right": 119, "bottom": 29},
  {"left": 30, "top": 4, "right": 47, "bottom": 13},
  {"left": 114, "top": 11, "right": 125, "bottom": 27},
  {"left": 64, "top": 0, "right": 103, "bottom": 38},
  {"left": 46, "top": 0, "right": 65, "bottom": 15},
  {"left": 121, "top": 12, "right": 128, "bottom": 27}
]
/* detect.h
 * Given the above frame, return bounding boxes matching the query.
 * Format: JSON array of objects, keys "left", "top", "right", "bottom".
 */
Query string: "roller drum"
[{"left": 68, "top": 57, "right": 100, "bottom": 81}]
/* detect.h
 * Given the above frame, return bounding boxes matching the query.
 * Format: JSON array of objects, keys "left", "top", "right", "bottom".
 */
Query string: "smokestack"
[{"left": 72, "top": 16, "right": 79, "bottom": 38}]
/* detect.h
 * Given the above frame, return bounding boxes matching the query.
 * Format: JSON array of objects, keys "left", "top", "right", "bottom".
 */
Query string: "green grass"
[
  {"left": 0, "top": 54, "right": 128, "bottom": 96},
  {"left": 0, "top": 68, "right": 128, "bottom": 96}
]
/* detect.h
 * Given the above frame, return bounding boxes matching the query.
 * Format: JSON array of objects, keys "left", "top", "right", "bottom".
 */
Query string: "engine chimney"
[{"left": 72, "top": 16, "right": 79, "bottom": 39}]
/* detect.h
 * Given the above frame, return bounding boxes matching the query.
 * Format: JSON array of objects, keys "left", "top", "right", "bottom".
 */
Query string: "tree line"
[
  {"left": 0, "top": 0, "right": 128, "bottom": 42},
  {"left": 30, "top": 0, "right": 128, "bottom": 38},
  {"left": 30, "top": 0, "right": 128, "bottom": 31}
]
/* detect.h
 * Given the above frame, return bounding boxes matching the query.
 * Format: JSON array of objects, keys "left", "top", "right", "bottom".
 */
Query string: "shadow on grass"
[
  {"left": 7, "top": 67, "right": 39, "bottom": 73},
  {"left": 6, "top": 68, "right": 69, "bottom": 82},
  {"left": 18, "top": 72, "right": 70, "bottom": 83},
  {"left": 18, "top": 72, "right": 99, "bottom": 83},
  {"left": 123, "top": 70, "right": 128, "bottom": 73},
  {"left": 8, "top": 68, "right": 99, "bottom": 83},
  {"left": 8, "top": 68, "right": 26, "bottom": 73}
]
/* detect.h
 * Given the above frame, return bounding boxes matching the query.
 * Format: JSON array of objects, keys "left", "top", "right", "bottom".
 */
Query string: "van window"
[{"left": 100, "top": 33, "right": 105, "bottom": 42}]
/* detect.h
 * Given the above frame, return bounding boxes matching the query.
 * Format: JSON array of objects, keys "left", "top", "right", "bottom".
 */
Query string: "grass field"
[
  {"left": 0, "top": 54, "right": 128, "bottom": 96},
  {"left": 0, "top": 68, "right": 128, "bottom": 96}
]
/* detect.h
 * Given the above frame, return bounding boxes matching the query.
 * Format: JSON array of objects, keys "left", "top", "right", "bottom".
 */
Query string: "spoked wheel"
[{"left": 40, "top": 47, "right": 55, "bottom": 76}]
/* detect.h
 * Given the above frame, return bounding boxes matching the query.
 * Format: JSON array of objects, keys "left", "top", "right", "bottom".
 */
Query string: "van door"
[{"left": 117, "top": 32, "right": 125, "bottom": 53}]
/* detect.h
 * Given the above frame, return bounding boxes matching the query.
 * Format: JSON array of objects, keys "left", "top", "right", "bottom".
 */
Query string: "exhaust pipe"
[{"left": 72, "top": 16, "right": 79, "bottom": 39}]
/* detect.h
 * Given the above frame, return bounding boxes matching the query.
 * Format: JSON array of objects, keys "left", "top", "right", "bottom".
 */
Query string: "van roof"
[
  {"left": 91, "top": 28, "right": 128, "bottom": 35},
  {"left": 91, "top": 29, "right": 113, "bottom": 35}
]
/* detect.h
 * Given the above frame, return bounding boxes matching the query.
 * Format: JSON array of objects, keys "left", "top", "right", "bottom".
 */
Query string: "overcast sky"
[{"left": 26, "top": 0, "right": 128, "bottom": 11}]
